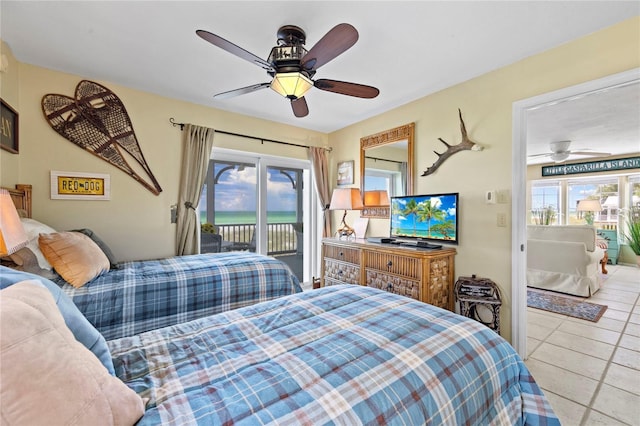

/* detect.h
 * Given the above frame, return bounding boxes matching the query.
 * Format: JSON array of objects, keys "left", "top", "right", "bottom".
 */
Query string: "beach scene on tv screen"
[{"left": 391, "top": 194, "right": 457, "bottom": 241}]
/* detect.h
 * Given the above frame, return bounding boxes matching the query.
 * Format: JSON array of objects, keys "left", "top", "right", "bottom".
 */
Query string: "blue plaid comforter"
[
  {"left": 58, "top": 252, "right": 302, "bottom": 340},
  {"left": 108, "top": 285, "right": 558, "bottom": 425}
]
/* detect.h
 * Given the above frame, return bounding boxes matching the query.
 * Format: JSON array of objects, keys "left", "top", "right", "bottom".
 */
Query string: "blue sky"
[{"left": 212, "top": 165, "right": 297, "bottom": 212}]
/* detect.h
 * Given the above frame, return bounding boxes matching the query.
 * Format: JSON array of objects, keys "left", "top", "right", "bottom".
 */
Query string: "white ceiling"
[{"left": 2, "top": 1, "right": 639, "bottom": 160}]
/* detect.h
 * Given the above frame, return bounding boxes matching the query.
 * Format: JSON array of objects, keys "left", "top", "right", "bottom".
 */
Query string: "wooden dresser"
[{"left": 321, "top": 238, "right": 457, "bottom": 311}]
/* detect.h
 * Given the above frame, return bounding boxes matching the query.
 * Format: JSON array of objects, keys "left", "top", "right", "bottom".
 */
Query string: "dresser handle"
[
  {"left": 387, "top": 260, "right": 393, "bottom": 269},
  {"left": 339, "top": 251, "right": 344, "bottom": 257},
  {"left": 386, "top": 283, "right": 393, "bottom": 291},
  {"left": 338, "top": 270, "right": 343, "bottom": 275}
]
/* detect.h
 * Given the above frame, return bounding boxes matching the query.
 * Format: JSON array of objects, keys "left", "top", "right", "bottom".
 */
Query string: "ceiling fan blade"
[
  {"left": 291, "top": 97, "right": 309, "bottom": 118},
  {"left": 570, "top": 151, "right": 612, "bottom": 157},
  {"left": 314, "top": 79, "right": 380, "bottom": 98},
  {"left": 196, "top": 30, "right": 274, "bottom": 72},
  {"left": 301, "top": 23, "right": 358, "bottom": 72},
  {"left": 213, "top": 83, "right": 271, "bottom": 100}
]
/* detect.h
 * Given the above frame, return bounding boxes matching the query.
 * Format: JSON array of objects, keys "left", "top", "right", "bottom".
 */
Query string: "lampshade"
[
  {"left": 363, "top": 190, "right": 390, "bottom": 207},
  {"left": 0, "top": 189, "right": 28, "bottom": 256},
  {"left": 270, "top": 72, "right": 314, "bottom": 99},
  {"left": 329, "top": 188, "right": 364, "bottom": 211},
  {"left": 577, "top": 199, "right": 603, "bottom": 212}
]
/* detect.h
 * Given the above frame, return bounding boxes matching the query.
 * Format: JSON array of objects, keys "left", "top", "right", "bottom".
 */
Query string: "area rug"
[{"left": 527, "top": 288, "right": 607, "bottom": 322}]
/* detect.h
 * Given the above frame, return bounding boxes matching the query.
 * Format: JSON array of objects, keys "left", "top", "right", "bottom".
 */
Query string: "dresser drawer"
[
  {"left": 323, "top": 245, "right": 361, "bottom": 264},
  {"left": 366, "top": 270, "right": 420, "bottom": 300},
  {"left": 365, "top": 251, "right": 421, "bottom": 279},
  {"left": 324, "top": 259, "right": 360, "bottom": 285}
]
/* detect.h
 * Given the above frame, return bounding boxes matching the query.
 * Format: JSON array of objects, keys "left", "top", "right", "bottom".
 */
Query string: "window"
[
  {"left": 568, "top": 177, "right": 618, "bottom": 226},
  {"left": 199, "top": 151, "right": 312, "bottom": 284},
  {"left": 629, "top": 174, "right": 640, "bottom": 221},
  {"left": 530, "top": 175, "right": 632, "bottom": 228},
  {"left": 364, "top": 169, "right": 401, "bottom": 194},
  {"left": 530, "top": 180, "right": 560, "bottom": 225}
]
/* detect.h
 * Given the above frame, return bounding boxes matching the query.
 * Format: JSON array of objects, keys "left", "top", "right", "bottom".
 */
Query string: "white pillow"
[{"left": 20, "top": 218, "right": 57, "bottom": 270}]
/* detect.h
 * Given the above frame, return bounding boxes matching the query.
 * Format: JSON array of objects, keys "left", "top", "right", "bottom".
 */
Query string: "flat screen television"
[{"left": 390, "top": 192, "right": 459, "bottom": 245}]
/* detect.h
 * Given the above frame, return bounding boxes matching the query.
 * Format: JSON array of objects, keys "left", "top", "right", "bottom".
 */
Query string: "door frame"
[
  {"left": 210, "top": 147, "right": 317, "bottom": 283},
  {"left": 511, "top": 68, "right": 640, "bottom": 358}
]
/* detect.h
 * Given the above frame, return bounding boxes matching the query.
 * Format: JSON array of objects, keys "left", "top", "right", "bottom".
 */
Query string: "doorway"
[
  {"left": 199, "top": 149, "right": 314, "bottom": 284},
  {"left": 511, "top": 68, "right": 640, "bottom": 358}
]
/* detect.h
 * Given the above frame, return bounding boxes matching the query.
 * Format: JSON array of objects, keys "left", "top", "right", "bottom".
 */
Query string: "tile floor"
[{"left": 525, "top": 263, "right": 640, "bottom": 425}]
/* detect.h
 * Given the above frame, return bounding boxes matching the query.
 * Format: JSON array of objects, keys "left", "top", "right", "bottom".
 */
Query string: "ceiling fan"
[
  {"left": 528, "top": 140, "right": 611, "bottom": 163},
  {"left": 196, "top": 23, "right": 379, "bottom": 118}
]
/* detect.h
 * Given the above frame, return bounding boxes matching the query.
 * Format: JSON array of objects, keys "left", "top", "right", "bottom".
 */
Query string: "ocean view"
[{"left": 201, "top": 211, "right": 298, "bottom": 225}]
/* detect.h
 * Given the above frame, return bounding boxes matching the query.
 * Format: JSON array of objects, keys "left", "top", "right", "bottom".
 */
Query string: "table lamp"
[
  {"left": 0, "top": 189, "right": 28, "bottom": 257},
  {"left": 577, "top": 199, "right": 602, "bottom": 226},
  {"left": 363, "top": 190, "right": 390, "bottom": 207},
  {"left": 329, "top": 188, "right": 363, "bottom": 239}
]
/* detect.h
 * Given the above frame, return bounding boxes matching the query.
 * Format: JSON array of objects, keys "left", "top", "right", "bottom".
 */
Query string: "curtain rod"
[
  {"left": 169, "top": 118, "right": 331, "bottom": 152},
  {"left": 365, "top": 155, "right": 405, "bottom": 165}
]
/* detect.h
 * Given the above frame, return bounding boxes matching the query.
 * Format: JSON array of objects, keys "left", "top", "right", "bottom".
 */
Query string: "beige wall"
[
  {"left": 329, "top": 17, "right": 640, "bottom": 342},
  {"left": 0, "top": 41, "right": 20, "bottom": 183},
  {"left": 1, "top": 55, "right": 328, "bottom": 262}
]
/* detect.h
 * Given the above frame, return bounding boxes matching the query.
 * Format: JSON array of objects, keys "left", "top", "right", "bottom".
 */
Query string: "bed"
[
  {"left": 0, "top": 184, "right": 558, "bottom": 424},
  {"left": 1, "top": 184, "right": 302, "bottom": 340},
  {"left": 1, "top": 276, "right": 559, "bottom": 425}
]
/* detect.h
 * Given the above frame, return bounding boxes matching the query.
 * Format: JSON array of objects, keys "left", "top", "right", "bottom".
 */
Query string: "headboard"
[{"left": 3, "top": 184, "right": 32, "bottom": 218}]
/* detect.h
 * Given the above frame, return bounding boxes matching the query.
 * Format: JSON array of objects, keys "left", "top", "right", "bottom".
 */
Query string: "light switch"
[{"left": 497, "top": 190, "right": 509, "bottom": 204}]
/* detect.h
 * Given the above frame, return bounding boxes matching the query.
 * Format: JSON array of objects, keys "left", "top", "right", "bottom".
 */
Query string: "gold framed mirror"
[{"left": 360, "top": 123, "right": 415, "bottom": 218}]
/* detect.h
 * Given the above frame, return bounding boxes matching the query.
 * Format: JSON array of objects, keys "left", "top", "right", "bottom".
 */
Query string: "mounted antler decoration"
[
  {"left": 421, "top": 109, "right": 483, "bottom": 177},
  {"left": 42, "top": 80, "right": 162, "bottom": 195}
]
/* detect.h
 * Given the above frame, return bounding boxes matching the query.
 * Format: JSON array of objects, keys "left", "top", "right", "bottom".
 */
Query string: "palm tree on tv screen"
[
  {"left": 402, "top": 198, "right": 420, "bottom": 236},
  {"left": 417, "top": 200, "right": 446, "bottom": 237}
]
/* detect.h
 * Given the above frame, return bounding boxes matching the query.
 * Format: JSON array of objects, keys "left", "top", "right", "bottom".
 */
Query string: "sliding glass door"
[{"left": 199, "top": 150, "right": 311, "bottom": 283}]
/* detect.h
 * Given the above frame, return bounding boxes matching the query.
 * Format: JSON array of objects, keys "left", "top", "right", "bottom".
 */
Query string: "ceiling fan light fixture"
[
  {"left": 270, "top": 72, "right": 313, "bottom": 99},
  {"left": 551, "top": 152, "right": 570, "bottom": 162}
]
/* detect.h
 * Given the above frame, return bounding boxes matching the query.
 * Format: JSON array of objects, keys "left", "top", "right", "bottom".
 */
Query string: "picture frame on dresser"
[{"left": 0, "top": 99, "right": 19, "bottom": 154}]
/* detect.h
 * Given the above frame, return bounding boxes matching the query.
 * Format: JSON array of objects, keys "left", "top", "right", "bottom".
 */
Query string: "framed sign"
[
  {"left": 0, "top": 99, "right": 19, "bottom": 154},
  {"left": 542, "top": 156, "right": 640, "bottom": 176},
  {"left": 337, "top": 160, "right": 354, "bottom": 185},
  {"left": 50, "top": 171, "right": 110, "bottom": 200}
]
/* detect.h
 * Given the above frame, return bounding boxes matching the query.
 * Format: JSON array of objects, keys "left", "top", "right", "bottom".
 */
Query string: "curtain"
[
  {"left": 400, "top": 161, "right": 408, "bottom": 196},
  {"left": 176, "top": 124, "right": 215, "bottom": 255},
  {"left": 309, "top": 147, "right": 332, "bottom": 237}
]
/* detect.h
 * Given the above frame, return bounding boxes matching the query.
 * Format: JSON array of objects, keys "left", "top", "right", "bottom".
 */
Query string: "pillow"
[
  {"left": 0, "top": 280, "right": 144, "bottom": 425},
  {"left": 20, "top": 217, "right": 57, "bottom": 270},
  {"left": 0, "top": 266, "right": 115, "bottom": 375},
  {"left": 39, "top": 231, "right": 110, "bottom": 288},
  {"left": 73, "top": 228, "right": 119, "bottom": 269}
]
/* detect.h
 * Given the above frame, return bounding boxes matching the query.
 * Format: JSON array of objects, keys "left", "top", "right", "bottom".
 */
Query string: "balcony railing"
[{"left": 211, "top": 222, "right": 301, "bottom": 255}]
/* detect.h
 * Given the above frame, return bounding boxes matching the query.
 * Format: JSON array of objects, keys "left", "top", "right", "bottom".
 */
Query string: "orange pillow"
[
  {"left": 39, "top": 231, "right": 110, "bottom": 287},
  {"left": 0, "top": 280, "right": 145, "bottom": 424}
]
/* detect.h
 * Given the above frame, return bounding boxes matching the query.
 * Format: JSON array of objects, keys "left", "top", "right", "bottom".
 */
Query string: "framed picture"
[
  {"left": 0, "top": 99, "right": 19, "bottom": 154},
  {"left": 352, "top": 217, "right": 369, "bottom": 239},
  {"left": 50, "top": 170, "right": 111, "bottom": 200},
  {"left": 337, "top": 160, "right": 354, "bottom": 185}
]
